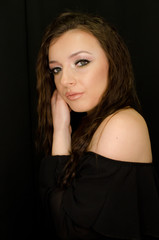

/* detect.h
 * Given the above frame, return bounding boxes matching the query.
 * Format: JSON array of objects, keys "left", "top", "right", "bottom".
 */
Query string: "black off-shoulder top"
[{"left": 39, "top": 152, "right": 159, "bottom": 240}]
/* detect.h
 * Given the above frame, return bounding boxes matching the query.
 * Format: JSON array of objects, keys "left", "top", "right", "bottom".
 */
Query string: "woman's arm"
[{"left": 51, "top": 90, "right": 71, "bottom": 155}]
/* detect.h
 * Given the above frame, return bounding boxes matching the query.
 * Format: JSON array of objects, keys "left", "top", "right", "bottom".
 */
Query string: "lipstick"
[{"left": 65, "top": 92, "right": 84, "bottom": 101}]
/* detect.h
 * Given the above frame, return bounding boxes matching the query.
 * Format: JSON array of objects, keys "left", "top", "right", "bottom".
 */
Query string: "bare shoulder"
[{"left": 93, "top": 108, "right": 152, "bottom": 163}]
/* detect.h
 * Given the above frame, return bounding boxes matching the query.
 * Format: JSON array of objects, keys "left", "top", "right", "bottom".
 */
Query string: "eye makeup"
[
  {"left": 49, "top": 51, "right": 95, "bottom": 75},
  {"left": 72, "top": 53, "right": 94, "bottom": 69},
  {"left": 50, "top": 67, "right": 62, "bottom": 75},
  {"left": 75, "top": 59, "right": 90, "bottom": 67}
]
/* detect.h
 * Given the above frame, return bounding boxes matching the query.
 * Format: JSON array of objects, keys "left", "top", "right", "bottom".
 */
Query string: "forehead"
[{"left": 48, "top": 29, "right": 104, "bottom": 59}]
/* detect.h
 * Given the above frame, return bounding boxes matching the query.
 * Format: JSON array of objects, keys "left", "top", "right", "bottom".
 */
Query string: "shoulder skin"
[{"left": 89, "top": 108, "right": 152, "bottom": 163}]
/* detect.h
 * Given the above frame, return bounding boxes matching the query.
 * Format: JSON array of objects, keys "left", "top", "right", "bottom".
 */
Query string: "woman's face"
[{"left": 49, "top": 29, "right": 109, "bottom": 112}]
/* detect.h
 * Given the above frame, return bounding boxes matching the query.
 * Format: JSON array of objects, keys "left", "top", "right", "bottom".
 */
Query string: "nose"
[{"left": 60, "top": 67, "right": 76, "bottom": 87}]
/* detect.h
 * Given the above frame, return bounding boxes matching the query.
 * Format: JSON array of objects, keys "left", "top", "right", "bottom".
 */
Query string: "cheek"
[
  {"left": 54, "top": 80, "right": 67, "bottom": 101},
  {"left": 54, "top": 79, "right": 60, "bottom": 90},
  {"left": 90, "top": 66, "right": 108, "bottom": 93}
]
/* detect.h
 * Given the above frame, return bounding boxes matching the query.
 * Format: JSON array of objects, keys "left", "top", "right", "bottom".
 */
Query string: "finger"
[
  {"left": 69, "top": 125, "right": 72, "bottom": 134},
  {"left": 56, "top": 91, "right": 63, "bottom": 101},
  {"left": 68, "top": 105, "right": 72, "bottom": 112}
]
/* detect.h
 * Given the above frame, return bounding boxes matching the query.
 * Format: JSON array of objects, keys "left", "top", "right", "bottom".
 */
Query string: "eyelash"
[
  {"left": 50, "top": 67, "right": 61, "bottom": 75},
  {"left": 50, "top": 59, "right": 91, "bottom": 76},
  {"left": 75, "top": 59, "right": 90, "bottom": 67}
]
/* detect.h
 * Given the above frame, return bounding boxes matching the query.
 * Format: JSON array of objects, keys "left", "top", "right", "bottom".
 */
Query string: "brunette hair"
[{"left": 36, "top": 11, "right": 141, "bottom": 187}]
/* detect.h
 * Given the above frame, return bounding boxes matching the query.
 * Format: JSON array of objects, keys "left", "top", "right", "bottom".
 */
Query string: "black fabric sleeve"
[
  {"left": 39, "top": 152, "right": 159, "bottom": 240},
  {"left": 39, "top": 155, "right": 69, "bottom": 208},
  {"left": 39, "top": 155, "right": 104, "bottom": 240}
]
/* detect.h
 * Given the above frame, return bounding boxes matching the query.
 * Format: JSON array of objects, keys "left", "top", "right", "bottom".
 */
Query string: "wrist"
[
  {"left": 53, "top": 124, "right": 71, "bottom": 134},
  {"left": 52, "top": 128, "right": 71, "bottom": 155}
]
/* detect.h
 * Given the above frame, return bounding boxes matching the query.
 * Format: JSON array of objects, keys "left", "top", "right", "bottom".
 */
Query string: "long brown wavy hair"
[{"left": 36, "top": 11, "right": 141, "bottom": 187}]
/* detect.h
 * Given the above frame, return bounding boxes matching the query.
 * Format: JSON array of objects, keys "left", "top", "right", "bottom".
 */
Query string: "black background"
[{"left": 0, "top": 0, "right": 159, "bottom": 239}]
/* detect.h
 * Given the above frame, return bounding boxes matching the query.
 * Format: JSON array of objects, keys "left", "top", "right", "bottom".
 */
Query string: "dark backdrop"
[{"left": 0, "top": 0, "right": 159, "bottom": 239}]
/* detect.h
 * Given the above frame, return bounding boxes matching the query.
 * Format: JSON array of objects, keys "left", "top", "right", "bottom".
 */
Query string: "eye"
[
  {"left": 75, "top": 59, "right": 90, "bottom": 67},
  {"left": 50, "top": 67, "right": 62, "bottom": 75}
]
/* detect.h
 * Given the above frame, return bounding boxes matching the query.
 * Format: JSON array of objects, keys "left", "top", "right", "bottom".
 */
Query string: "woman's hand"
[
  {"left": 51, "top": 90, "right": 71, "bottom": 155},
  {"left": 51, "top": 90, "right": 71, "bottom": 132}
]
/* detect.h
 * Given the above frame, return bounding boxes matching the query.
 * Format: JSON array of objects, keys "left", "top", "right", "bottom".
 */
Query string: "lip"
[{"left": 65, "top": 92, "right": 84, "bottom": 101}]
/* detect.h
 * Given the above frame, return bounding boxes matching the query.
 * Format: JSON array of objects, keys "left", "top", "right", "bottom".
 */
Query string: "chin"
[{"left": 69, "top": 103, "right": 96, "bottom": 113}]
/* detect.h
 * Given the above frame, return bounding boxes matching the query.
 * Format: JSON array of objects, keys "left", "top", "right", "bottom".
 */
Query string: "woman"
[{"left": 37, "top": 11, "right": 159, "bottom": 240}]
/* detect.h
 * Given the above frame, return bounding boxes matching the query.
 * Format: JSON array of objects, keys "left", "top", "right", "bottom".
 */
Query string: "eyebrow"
[
  {"left": 69, "top": 50, "right": 92, "bottom": 58},
  {"left": 49, "top": 50, "right": 93, "bottom": 64}
]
